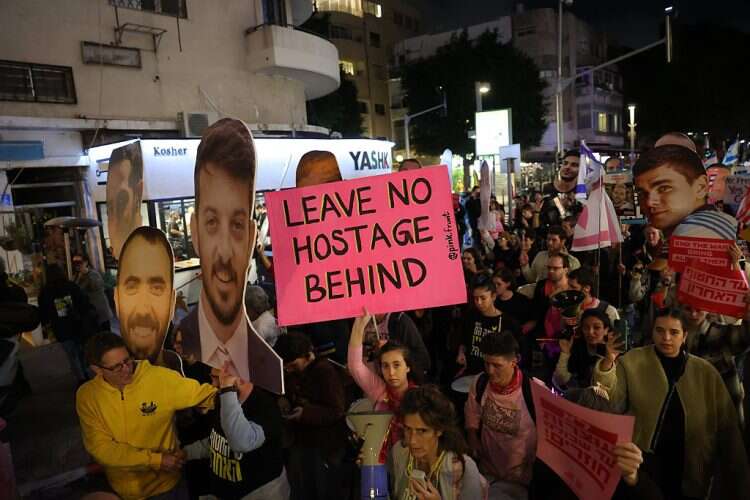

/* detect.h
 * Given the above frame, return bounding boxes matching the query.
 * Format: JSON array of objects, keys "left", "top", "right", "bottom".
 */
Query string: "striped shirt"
[{"left": 672, "top": 207, "right": 738, "bottom": 240}]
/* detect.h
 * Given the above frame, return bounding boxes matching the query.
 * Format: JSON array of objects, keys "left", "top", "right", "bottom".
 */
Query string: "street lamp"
[
  {"left": 556, "top": 0, "right": 574, "bottom": 162},
  {"left": 627, "top": 104, "right": 637, "bottom": 161},
  {"left": 475, "top": 81, "right": 491, "bottom": 112}
]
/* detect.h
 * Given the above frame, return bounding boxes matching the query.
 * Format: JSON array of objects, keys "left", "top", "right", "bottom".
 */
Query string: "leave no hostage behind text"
[{"left": 280, "top": 176, "right": 444, "bottom": 303}]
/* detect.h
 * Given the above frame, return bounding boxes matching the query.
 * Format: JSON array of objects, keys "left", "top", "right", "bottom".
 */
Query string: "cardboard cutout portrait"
[
  {"left": 115, "top": 226, "right": 179, "bottom": 369},
  {"left": 106, "top": 142, "right": 144, "bottom": 260},
  {"left": 603, "top": 172, "right": 639, "bottom": 220},
  {"left": 295, "top": 150, "right": 343, "bottom": 187},
  {"left": 633, "top": 145, "right": 737, "bottom": 240},
  {"left": 180, "top": 118, "right": 284, "bottom": 394}
]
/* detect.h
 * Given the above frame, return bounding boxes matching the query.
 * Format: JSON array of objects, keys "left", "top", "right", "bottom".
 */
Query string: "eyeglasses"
[{"left": 99, "top": 357, "right": 133, "bottom": 372}]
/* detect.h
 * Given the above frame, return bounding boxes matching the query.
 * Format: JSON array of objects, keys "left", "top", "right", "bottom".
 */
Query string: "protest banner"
[
  {"left": 265, "top": 166, "right": 466, "bottom": 326},
  {"left": 603, "top": 172, "right": 644, "bottom": 224},
  {"left": 530, "top": 379, "right": 634, "bottom": 500},
  {"left": 723, "top": 175, "right": 750, "bottom": 213},
  {"left": 678, "top": 260, "right": 749, "bottom": 317},
  {"left": 668, "top": 236, "right": 733, "bottom": 273}
]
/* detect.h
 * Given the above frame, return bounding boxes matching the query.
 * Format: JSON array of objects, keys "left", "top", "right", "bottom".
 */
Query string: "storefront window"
[{"left": 155, "top": 198, "right": 197, "bottom": 266}]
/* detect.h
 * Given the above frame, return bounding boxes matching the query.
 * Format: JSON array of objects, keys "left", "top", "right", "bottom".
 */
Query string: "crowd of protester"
[{"left": 2, "top": 137, "right": 750, "bottom": 500}]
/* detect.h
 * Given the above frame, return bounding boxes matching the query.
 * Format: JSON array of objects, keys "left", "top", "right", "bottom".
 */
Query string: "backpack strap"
[{"left": 521, "top": 374, "right": 536, "bottom": 422}]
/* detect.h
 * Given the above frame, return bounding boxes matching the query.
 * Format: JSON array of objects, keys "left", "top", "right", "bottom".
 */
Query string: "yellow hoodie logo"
[{"left": 140, "top": 401, "right": 157, "bottom": 416}]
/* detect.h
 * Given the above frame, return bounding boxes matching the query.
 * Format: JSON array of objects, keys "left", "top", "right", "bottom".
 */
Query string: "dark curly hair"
[{"left": 399, "top": 385, "right": 470, "bottom": 472}]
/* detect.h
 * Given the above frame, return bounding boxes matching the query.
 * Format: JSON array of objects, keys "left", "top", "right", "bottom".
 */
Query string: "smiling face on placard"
[
  {"left": 115, "top": 227, "right": 175, "bottom": 362},
  {"left": 191, "top": 162, "right": 255, "bottom": 326}
]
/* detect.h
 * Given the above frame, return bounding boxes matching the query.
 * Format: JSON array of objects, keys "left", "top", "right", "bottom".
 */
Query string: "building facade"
[
  {"left": 315, "top": 0, "right": 423, "bottom": 139},
  {"left": 390, "top": 5, "right": 625, "bottom": 160},
  {"left": 0, "top": 0, "right": 340, "bottom": 284}
]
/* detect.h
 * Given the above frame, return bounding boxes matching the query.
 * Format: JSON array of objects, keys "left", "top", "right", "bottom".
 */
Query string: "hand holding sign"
[{"left": 613, "top": 442, "right": 643, "bottom": 487}]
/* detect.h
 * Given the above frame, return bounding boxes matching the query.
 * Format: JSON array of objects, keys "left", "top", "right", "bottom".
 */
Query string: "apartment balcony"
[{"left": 246, "top": 24, "right": 340, "bottom": 100}]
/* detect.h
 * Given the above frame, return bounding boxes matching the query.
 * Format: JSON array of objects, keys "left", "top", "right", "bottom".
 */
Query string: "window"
[
  {"left": 82, "top": 42, "right": 141, "bottom": 68},
  {"left": 339, "top": 60, "right": 356, "bottom": 76},
  {"left": 358, "top": 101, "right": 369, "bottom": 114},
  {"left": 315, "top": 0, "right": 362, "bottom": 17},
  {"left": 109, "top": 0, "right": 187, "bottom": 18},
  {"left": 375, "top": 103, "right": 385, "bottom": 115},
  {"left": 393, "top": 11, "right": 403, "bottom": 25},
  {"left": 363, "top": 1, "right": 382, "bottom": 18},
  {"left": 369, "top": 32, "right": 381, "bottom": 48},
  {"left": 540, "top": 69, "right": 556, "bottom": 79},
  {"left": 597, "top": 112, "right": 608, "bottom": 133},
  {"left": 0, "top": 60, "right": 76, "bottom": 104},
  {"left": 330, "top": 24, "right": 353, "bottom": 40},
  {"left": 156, "top": 199, "right": 196, "bottom": 263}
]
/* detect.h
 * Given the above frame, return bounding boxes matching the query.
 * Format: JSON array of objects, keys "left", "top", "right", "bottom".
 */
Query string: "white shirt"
[
  {"left": 198, "top": 298, "right": 250, "bottom": 381},
  {"left": 251, "top": 310, "right": 281, "bottom": 347}
]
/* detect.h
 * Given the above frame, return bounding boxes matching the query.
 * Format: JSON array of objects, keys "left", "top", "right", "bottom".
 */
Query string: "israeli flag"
[
  {"left": 723, "top": 140, "right": 740, "bottom": 166},
  {"left": 576, "top": 141, "right": 603, "bottom": 199}
]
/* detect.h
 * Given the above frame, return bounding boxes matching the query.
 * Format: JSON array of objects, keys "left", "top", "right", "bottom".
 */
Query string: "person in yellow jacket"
[{"left": 76, "top": 332, "right": 217, "bottom": 499}]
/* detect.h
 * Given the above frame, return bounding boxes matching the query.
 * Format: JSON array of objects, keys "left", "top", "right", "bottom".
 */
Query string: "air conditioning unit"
[{"left": 178, "top": 111, "right": 219, "bottom": 138}]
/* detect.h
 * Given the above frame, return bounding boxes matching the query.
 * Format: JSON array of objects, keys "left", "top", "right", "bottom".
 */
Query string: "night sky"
[{"left": 425, "top": 0, "right": 750, "bottom": 47}]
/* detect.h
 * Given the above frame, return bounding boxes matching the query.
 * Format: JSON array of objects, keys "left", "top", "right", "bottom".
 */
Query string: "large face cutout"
[
  {"left": 635, "top": 164, "right": 707, "bottom": 233},
  {"left": 191, "top": 162, "right": 255, "bottom": 328},
  {"left": 115, "top": 227, "right": 175, "bottom": 362},
  {"left": 106, "top": 142, "right": 144, "bottom": 259}
]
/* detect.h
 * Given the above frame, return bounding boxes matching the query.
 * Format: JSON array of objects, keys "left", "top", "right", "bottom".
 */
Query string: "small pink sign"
[
  {"left": 265, "top": 166, "right": 466, "bottom": 326},
  {"left": 678, "top": 259, "right": 749, "bottom": 317},
  {"left": 668, "top": 236, "right": 733, "bottom": 273},
  {"left": 530, "top": 379, "right": 635, "bottom": 500}
]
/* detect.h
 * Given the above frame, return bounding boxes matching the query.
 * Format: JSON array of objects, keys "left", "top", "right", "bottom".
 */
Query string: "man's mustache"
[{"left": 127, "top": 311, "right": 161, "bottom": 333}]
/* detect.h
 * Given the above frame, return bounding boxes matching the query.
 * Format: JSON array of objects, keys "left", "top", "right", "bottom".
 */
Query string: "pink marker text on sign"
[{"left": 265, "top": 166, "right": 466, "bottom": 326}]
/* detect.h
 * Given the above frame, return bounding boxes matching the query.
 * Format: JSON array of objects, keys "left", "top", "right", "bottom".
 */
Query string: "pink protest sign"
[
  {"left": 668, "top": 236, "right": 733, "bottom": 273},
  {"left": 678, "top": 259, "right": 749, "bottom": 317},
  {"left": 530, "top": 379, "right": 634, "bottom": 500},
  {"left": 265, "top": 166, "right": 465, "bottom": 326}
]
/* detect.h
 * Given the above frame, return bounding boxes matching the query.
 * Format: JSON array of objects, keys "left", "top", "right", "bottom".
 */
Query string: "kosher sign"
[
  {"left": 678, "top": 260, "right": 749, "bottom": 317},
  {"left": 265, "top": 166, "right": 466, "bottom": 326},
  {"left": 530, "top": 379, "right": 634, "bottom": 500},
  {"left": 668, "top": 236, "right": 733, "bottom": 273}
]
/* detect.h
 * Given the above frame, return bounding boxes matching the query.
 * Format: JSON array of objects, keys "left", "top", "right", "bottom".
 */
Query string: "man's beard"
[
  {"left": 205, "top": 257, "right": 243, "bottom": 326},
  {"left": 560, "top": 172, "right": 578, "bottom": 182},
  {"left": 125, "top": 310, "right": 164, "bottom": 362}
]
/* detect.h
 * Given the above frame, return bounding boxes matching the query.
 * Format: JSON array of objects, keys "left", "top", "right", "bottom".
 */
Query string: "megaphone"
[
  {"left": 347, "top": 398, "right": 394, "bottom": 499},
  {"left": 550, "top": 289, "right": 585, "bottom": 339}
]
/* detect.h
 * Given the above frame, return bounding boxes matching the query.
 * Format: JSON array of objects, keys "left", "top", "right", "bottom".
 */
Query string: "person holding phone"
[
  {"left": 554, "top": 309, "right": 622, "bottom": 390},
  {"left": 593, "top": 308, "right": 750, "bottom": 499},
  {"left": 389, "top": 386, "right": 485, "bottom": 500}
]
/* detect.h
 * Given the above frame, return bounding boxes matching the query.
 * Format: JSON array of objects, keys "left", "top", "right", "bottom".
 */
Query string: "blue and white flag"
[
  {"left": 576, "top": 141, "right": 604, "bottom": 199},
  {"left": 703, "top": 150, "right": 719, "bottom": 168},
  {"left": 723, "top": 139, "right": 740, "bottom": 166}
]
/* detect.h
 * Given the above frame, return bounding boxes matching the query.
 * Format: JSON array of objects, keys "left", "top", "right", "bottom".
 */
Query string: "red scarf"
[
  {"left": 489, "top": 367, "right": 522, "bottom": 395},
  {"left": 378, "top": 381, "right": 417, "bottom": 463}
]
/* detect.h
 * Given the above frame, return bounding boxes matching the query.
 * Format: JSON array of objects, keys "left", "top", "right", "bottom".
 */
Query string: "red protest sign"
[
  {"left": 677, "top": 260, "right": 749, "bottom": 317},
  {"left": 668, "top": 236, "right": 733, "bottom": 273},
  {"left": 530, "top": 379, "right": 634, "bottom": 500},
  {"left": 265, "top": 166, "right": 466, "bottom": 326}
]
